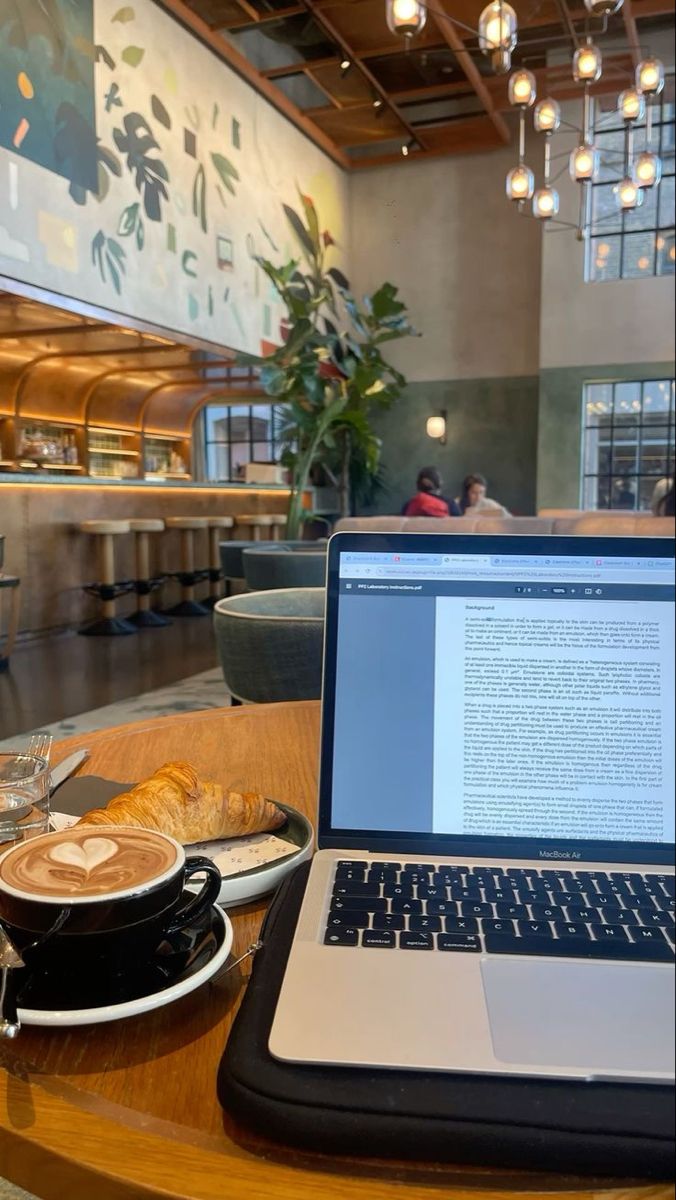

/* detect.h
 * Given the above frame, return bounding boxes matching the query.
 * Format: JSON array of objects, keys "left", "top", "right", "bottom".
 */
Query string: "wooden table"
[{"left": 0, "top": 704, "right": 670, "bottom": 1200}]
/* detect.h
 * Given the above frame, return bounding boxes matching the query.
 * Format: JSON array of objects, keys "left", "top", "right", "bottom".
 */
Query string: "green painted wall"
[
  {"left": 537, "top": 361, "right": 676, "bottom": 510},
  {"left": 367, "top": 376, "right": 540, "bottom": 517}
]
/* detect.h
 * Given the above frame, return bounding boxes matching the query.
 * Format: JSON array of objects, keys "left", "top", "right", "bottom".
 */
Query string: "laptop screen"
[{"left": 319, "top": 535, "right": 676, "bottom": 865}]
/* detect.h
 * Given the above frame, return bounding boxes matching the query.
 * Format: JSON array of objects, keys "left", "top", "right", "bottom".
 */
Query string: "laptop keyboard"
[{"left": 323, "top": 862, "right": 675, "bottom": 962}]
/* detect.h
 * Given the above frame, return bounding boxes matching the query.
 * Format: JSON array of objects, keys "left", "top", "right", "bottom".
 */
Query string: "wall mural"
[{"left": 0, "top": 0, "right": 349, "bottom": 354}]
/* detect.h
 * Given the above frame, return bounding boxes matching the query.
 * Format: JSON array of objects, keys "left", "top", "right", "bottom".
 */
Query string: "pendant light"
[
  {"left": 618, "top": 88, "right": 645, "bottom": 123},
  {"left": 616, "top": 177, "right": 643, "bottom": 210},
  {"left": 386, "top": 0, "right": 427, "bottom": 38},
  {"left": 533, "top": 186, "right": 560, "bottom": 219},
  {"left": 506, "top": 164, "right": 535, "bottom": 201},
  {"left": 636, "top": 57, "right": 665, "bottom": 96},
  {"left": 534, "top": 98, "right": 561, "bottom": 133},
  {"left": 570, "top": 143, "right": 600, "bottom": 181},
  {"left": 508, "top": 69, "right": 537, "bottom": 107},
  {"left": 584, "top": 0, "right": 623, "bottom": 12},
  {"left": 634, "top": 151, "right": 662, "bottom": 188},
  {"left": 573, "top": 41, "right": 602, "bottom": 83},
  {"left": 478, "top": 2, "right": 518, "bottom": 74}
]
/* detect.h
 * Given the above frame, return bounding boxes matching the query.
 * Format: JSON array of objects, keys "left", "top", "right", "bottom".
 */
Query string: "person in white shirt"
[{"left": 457, "top": 473, "right": 510, "bottom": 517}]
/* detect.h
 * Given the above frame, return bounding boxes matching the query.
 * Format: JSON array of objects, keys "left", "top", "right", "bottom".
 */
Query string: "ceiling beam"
[
  {"left": 622, "top": 0, "right": 642, "bottom": 67},
  {"left": 430, "top": 1, "right": 510, "bottom": 143},
  {"left": 297, "top": 0, "right": 428, "bottom": 149},
  {"left": 156, "top": 0, "right": 351, "bottom": 168}
]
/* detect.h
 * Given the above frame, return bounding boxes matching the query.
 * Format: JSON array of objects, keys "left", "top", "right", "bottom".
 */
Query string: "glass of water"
[{"left": 0, "top": 754, "right": 51, "bottom": 847}]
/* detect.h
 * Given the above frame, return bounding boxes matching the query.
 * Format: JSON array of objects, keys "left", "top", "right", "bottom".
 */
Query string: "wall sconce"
[{"left": 426, "top": 411, "right": 447, "bottom": 445}]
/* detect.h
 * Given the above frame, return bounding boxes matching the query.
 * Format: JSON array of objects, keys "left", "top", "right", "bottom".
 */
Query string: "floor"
[
  {"left": 0, "top": 617, "right": 222, "bottom": 743},
  {"left": 0, "top": 1181, "right": 38, "bottom": 1200}
]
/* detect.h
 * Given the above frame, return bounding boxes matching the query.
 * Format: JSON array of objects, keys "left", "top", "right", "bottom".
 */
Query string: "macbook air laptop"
[{"left": 270, "top": 533, "right": 675, "bottom": 1084}]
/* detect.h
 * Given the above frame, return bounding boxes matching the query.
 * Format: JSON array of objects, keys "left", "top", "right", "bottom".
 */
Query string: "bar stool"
[
  {"left": 128, "top": 519, "right": 170, "bottom": 628},
  {"left": 0, "top": 573, "right": 21, "bottom": 671},
  {"left": 205, "top": 517, "right": 234, "bottom": 607},
  {"left": 269, "top": 515, "right": 287, "bottom": 541},
  {"left": 164, "top": 517, "right": 210, "bottom": 617},
  {"left": 78, "top": 520, "right": 136, "bottom": 636},
  {"left": 235, "top": 515, "right": 276, "bottom": 542}
]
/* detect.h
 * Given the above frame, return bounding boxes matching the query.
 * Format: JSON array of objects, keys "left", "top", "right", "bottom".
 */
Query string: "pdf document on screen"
[{"left": 433, "top": 598, "right": 675, "bottom": 844}]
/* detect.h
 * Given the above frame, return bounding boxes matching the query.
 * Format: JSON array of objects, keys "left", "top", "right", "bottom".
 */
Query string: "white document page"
[{"left": 433, "top": 597, "right": 675, "bottom": 844}]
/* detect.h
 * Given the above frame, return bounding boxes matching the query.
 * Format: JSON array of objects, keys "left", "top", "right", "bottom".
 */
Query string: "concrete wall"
[{"left": 350, "top": 146, "right": 542, "bottom": 382}]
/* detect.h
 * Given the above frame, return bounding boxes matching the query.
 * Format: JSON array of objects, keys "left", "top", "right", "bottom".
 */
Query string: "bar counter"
[{"left": 0, "top": 475, "right": 290, "bottom": 636}]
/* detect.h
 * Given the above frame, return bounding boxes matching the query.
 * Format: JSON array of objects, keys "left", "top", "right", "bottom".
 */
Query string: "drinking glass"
[{"left": 0, "top": 754, "right": 51, "bottom": 846}]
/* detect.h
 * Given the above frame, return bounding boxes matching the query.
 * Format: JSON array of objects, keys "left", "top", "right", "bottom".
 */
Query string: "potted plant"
[{"left": 238, "top": 193, "right": 418, "bottom": 538}]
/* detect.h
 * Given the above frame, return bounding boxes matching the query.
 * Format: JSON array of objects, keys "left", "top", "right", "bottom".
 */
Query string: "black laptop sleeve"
[{"left": 218, "top": 863, "right": 675, "bottom": 1181}]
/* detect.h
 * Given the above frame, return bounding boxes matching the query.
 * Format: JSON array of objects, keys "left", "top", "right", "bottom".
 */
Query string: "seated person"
[
  {"left": 651, "top": 477, "right": 674, "bottom": 515},
  {"left": 403, "top": 468, "right": 460, "bottom": 518},
  {"left": 657, "top": 484, "right": 675, "bottom": 517},
  {"left": 457, "top": 473, "right": 510, "bottom": 516}
]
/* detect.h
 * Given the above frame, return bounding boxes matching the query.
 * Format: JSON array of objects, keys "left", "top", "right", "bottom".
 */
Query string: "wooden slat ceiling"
[{"left": 174, "top": 0, "right": 673, "bottom": 167}]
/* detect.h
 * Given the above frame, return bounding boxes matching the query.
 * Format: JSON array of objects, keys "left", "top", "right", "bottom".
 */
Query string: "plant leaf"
[
  {"left": 121, "top": 45, "right": 145, "bottom": 67},
  {"left": 298, "top": 191, "right": 320, "bottom": 254},
  {"left": 328, "top": 266, "right": 350, "bottom": 291},
  {"left": 283, "top": 204, "right": 315, "bottom": 259}
]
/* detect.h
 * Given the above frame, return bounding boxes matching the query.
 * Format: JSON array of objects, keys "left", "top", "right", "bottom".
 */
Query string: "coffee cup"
[{"left": 0, "top": 825, "right": 222, "bottom": 969}]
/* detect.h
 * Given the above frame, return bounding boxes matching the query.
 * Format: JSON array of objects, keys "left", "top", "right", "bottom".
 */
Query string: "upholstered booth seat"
[
  {"left": 335, "top": 515, "right": 676, "bottom": 537},
  {"left": 219, "top": 540, "right": 316, "bottom": 589},
  {"left": 213, "top": 588, "right": 324, "bottom": 704},
  {"left": 242, "top": 547, "right": 327, "bottom": 591}
]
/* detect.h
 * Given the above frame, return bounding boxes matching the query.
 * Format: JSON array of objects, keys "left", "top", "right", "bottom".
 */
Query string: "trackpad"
[{"left": 481, "top": 958, "right": 674, "bottom": 1077}]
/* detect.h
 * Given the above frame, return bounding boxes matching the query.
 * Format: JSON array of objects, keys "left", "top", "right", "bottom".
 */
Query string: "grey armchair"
[
  {"left": 242, "top": 547, "right": 327, "bottom": 591},
  {"left": 213, "top": 587, "right": 325, "bottom": 703}
]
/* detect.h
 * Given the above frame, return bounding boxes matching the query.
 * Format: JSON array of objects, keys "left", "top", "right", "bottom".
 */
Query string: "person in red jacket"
[{"left": 403, "top": 468, "right": 460, "bottom": 518}]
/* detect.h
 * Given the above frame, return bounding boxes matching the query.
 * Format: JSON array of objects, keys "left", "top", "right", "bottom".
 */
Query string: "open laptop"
[{"left": 270, "top": 533, "right": 675, "bottom": 1084}]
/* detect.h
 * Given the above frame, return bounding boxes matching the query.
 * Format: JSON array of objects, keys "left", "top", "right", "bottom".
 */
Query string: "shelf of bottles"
[
  {"left": 15, "top": 420, "right": 84, "bottom": 473},
  {"left": 143, "top": 436, "right": 191, "bottom": 481},
  {"left": 88, "top": 429, "right": 140, "bottom": 479}
]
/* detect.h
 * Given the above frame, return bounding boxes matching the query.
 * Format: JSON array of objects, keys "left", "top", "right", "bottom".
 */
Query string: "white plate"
[
  {"left": 51, "top": 802, "right": 314, "bottom": 909},
  {"left": 18, "top": 905, "right": 233, "bottom": 1028}
]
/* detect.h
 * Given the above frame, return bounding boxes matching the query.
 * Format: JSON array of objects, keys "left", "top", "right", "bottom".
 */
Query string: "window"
[
  {"left": 586, "top": 92, "right": 675, "bottom": 281},
  {"left": 203, "top": 403, "right": 285, "bottom": 482},
  {"left": 582, "top": 379, "right": 675, "bottom": 510}
]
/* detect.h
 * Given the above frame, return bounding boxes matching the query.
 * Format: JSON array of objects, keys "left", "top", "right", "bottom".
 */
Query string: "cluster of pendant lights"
[
  {"left": 385, "top": 0, "right": 664, "bottom": 226},
  {"left": 504, "top": 0, "right": 665, "bottom": 221}
]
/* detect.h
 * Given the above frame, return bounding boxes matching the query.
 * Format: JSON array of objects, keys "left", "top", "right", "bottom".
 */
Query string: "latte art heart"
[
  {"left": 49, "top": 838, "right": 118, "bottom": 874},
  {"left": 0, "top": 826, "right": 179, "bottom": 899}
]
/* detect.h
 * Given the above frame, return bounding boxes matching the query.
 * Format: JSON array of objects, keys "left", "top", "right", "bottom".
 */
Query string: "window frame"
[
  {"left": 580, "top": 378, "right": 675, "bottom": 510},
  {"left": 203, "top": 402, "right": 284, "bottom": 483}
]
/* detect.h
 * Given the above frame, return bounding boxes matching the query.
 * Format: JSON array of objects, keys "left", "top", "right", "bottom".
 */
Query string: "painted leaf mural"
[
  {"left": 54, "top": 102, "right": 121, "bottom": 203},
  {"left": 113, "top": 113, "right": 169, "bottom": 221},
  {"left": 112, "top": 6, "right": 136, "bottom": 21},
  {"left": 192, "top": 163, "right": 207, "bottom": 233},
  {"left": 92, "top": 230, "right": 127, "bottom": 294},
  {"left": 121, "top": 45, "right": 145, "bottom": 67},
  {"left": 211, "top": 153, "right": 239, "bottom": 197}
]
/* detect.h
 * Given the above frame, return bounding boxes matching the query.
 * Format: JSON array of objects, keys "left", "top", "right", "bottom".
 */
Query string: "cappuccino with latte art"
[{"left": 0, "top": 826, "right": 178, "bottom": 900}]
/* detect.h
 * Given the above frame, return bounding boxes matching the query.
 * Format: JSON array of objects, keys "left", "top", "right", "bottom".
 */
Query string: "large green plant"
[{"left": 237, "top": 194, "right": 417, "bottom": 538}]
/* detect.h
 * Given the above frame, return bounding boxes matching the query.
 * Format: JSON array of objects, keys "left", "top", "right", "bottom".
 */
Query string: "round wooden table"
[{"left": 0, "top": 704, "right": 669, "bottom": 1200}]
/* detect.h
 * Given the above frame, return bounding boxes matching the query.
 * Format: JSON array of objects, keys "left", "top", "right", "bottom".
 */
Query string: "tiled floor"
[{"left": 0, "top": 1180, "right": 39, "bottom": 1200}]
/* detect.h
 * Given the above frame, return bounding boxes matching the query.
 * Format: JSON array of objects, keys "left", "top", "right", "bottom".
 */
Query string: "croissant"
[{"left": 76, "top": 761, "right": 286, "bottom": 846}]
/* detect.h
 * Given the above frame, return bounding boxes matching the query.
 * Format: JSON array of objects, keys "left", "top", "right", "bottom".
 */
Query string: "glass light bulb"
[
  {"left": 616, "top": 177, "right": 643, "bottom": 209},
  {"left": 634, "top": 151, "right": 662, "bottom": 187},
  {"left": 426, "top": 416, "right": 446, "bottom": 440},
  {"left": 636, "top": 57, "right": 665, "bottom": 96},
  {"left": 506, "top": 164, "right": 535, "bottom": 200},
  {"left": 386, "top": 0, "right": 427, "bottom": 37},
  {"left": 570, "top": 143, "right": 599, "bottom": 181},
  {"left": 533, "top": 186, "right": 560, "bottom": 219},
  {"left": 534, "top": 97, "right": 561, "bottom": 132},
  {"left": 618, "top": 88, "right": 645, "bottom": 123},
  {"left": 573, "top": 42, "right": 602, "bottom": 83},
  {"left": 584, "top": 0, "right": 623, "bottom": 13},
  {"left": 508, "top": 69, "right": 536, "bottom": 107},
  {"left": 478, "top": 2, "right": 517, "bottom": 53}
]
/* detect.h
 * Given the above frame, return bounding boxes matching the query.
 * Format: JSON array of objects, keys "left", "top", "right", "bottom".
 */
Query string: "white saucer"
[{"left": 18, "top": 905, "right": 233, "bottom": 1028}]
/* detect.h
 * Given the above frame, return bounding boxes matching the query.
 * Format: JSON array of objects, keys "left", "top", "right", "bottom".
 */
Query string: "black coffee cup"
[{"left": 0, "top": 827, "right": 222, "bottom": 969}]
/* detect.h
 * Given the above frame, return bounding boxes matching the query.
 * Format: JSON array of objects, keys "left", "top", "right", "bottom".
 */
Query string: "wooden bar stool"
[
  {"left": 205, "top": 517, "right": 234, "bottom": 607},
  {"left": 128, "top": 519, "right": 170, "bottom": 628},
  {"left": 164, "top": 517, "right": 210, "bottom": 617},
  {"left": 78, "top": 520, "right": 136, "bottom": 636},
  {"left": 235, "top": 515, "right": 276, "bottom": 542},
  {"left": 0, "top": 573, "right": 21, "bottom": 671},
  {"left": 269, "top": 515, "right": 287, "bottom": 541}
]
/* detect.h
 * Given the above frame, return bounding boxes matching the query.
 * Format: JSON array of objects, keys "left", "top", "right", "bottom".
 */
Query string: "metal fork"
[{"left": 25, "top": 732, "right": 53, "bottom": 764}]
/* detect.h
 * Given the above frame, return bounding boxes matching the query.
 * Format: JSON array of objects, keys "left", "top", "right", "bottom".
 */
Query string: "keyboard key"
[
  {"left": 521, "top": 890, "right": 553, "bottom": 905},
  {"left": 362, "top": 930, "right": 396, "bottom": 949},
  {"left": 495, "top": 903, "right": 529, "bottom": 919},
  {"left": 558, "top": 892, "right": 589, "bottom": 907},
  {"left": 325, "top": 927, "right": 359, "bottom": 946},
  {"left": 404, "top": 864, "right": 435, "bottom": 875},
  {"left": 333, "top": 881, "right": 381, "bottom": 899},
  {"left": 437, "top": 934, "right": 481, "bottom": 952},
  {"left": 384, "top": 884, "right": 414, "bottom": 899},
  {"left": 639, "top": 910, "right": 674, "bottom": 927},
  {"left": 399, "top": 932, "right": 433, "bottom": 950},
  {"left": 337, "top": 861, "right": 367, "bottom": 870},
  {"left": 443, "top": 916, "right": 478, "bottom": 934},
  {"left": 483, "top": 888, "right": 518, "bottom": 904},
  {"left": 460, "top": 901, "right": 494, "bottom": 918},
  {"left": 554, "top": 923, "right": 591, "bottom": 939},
  {"left": 427, "top": 899, "right": 460, "bottom": 916},
  {"left": 484, "top": 932, "right": 674, "bottom": 962},
  {"left": 655, "top": 896, "right": 675, "bottom": 912},
  {"left": 373, "top": 862, "right": 401, "bottom": 871},
  {"left": 530, "top": 904, "right": 566, "bottom": 922},
  {"left": 517, "top": 920, "right": 554, "bottom": 938},
  {"left": 601, "top": 906, "right": 638, "bottom": 926},
  {"left": 327, "top": 910, "right": 370, "bottom": 929},
  {"left": 391, "top": 898, "right": 422, "bottom": 915},
  {"left": 481, "top": 919, "right": 516, "bottom": 935},
  {"left": 367, "top": 868, "right": 398, "bottom": 884},
  {"left": 372, "top": 913, "right": 405, "bottom": 931},
  {"left": 335, "top": 867, "right": 366, "bottom": 882},
  {"left": 409, "top": 915, "right": 442, "bottom": 933},
  {"left": 632, "top": 926, "right": 671, "bottom": 943},
  {"left": 449, "top": 886, "right": 483, "bottom": 901},
  {"left": 595, "top": 880, "right": 631, "bottom": 897},
  {"left": 331, "top": 896, "right": 387, "bottom": 913},
  {"left": 591, "top": 924, "right": 629, "bottom": 941},
  {"left": 433, "top": 869, "right": 464, "bottom": 886},
  {"left": 418, "top": 884, "right": 446, "bottom": 900},
  {"left": 400, "top": 871, "right": 432, "bottom": 886}
]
